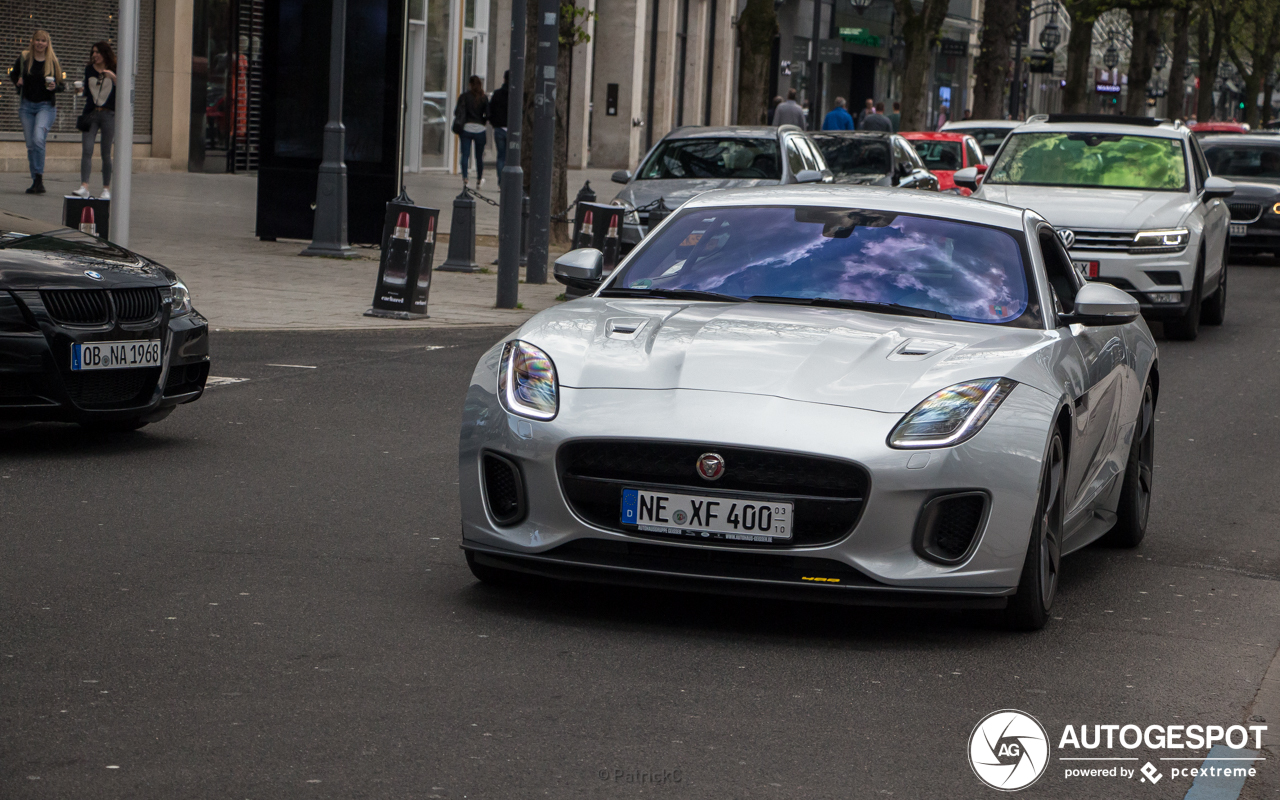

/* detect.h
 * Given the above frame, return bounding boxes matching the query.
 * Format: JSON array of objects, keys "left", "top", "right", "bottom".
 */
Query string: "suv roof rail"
[
  {"left": 1043, "top": 114, "right": 1166, "bottom": 127},
  {"left": 1026, "top": 114, "right": 1049, "bottom": 124}
]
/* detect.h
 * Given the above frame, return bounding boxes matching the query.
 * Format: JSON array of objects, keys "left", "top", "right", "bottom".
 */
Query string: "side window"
[
  {"left": 785, "top": 138, "right": 806, "bottom": 176},
  {"left": 1189, "top": 138, "right": 1208, "bottom": 191},
  {"left": 1038, "top": 229, "right": 1082, "bottom": 317},
  {"left": 798, "top": 138, "right": 820, "bottom": 172},
  {"left": 966, "top": 138, "right": 984, "bottom": 167},
  {"left": 891, "top": 138, "right": 910, "bottom": 170},
  {"left": 909, "top": 142, "right": 928, "bottom": 170},
  {"left": 803, "top": 138, "right": 827, "bottom": 172}
]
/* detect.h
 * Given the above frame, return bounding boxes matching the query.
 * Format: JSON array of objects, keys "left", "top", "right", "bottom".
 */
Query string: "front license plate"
[
  {"left": 1072, "top": 260, "right": 1100, "bottom": 278},
  {"left": 621, "top": 488, "right": 793, "bottom": 543},
  {"left": 72, "top": 340, "right": 162, "bottom": 371},
  {"left": 1230, "top": 223, "right": 1248, "bottom": 237}
]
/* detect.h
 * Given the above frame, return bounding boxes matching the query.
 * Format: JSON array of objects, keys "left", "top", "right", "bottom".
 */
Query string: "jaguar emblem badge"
[
  {"left": 696, "top": 452, "right": 725, "bottom": 481},
  {"left": 84, "top": 270, "right": 103, "bottom": 281},
  {"left": 1056, "top": 229, "right": 1075, "bottom": 249}
]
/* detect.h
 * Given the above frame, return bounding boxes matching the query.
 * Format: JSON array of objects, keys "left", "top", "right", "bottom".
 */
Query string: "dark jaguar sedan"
[{"left": 0, "top": 209, "right": 209, "bottom": 431}]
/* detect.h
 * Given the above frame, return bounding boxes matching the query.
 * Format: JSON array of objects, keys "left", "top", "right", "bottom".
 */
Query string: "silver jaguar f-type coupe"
[{"left": 458, "top": 186, "right": 1158, "bottom": 630}]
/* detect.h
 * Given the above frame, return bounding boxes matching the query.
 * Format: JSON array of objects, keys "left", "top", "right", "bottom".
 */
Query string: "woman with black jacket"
[
  {"left": 8, "top": 30, "right": 64, "bottom": 194},
  {"left": 455, "top": 76, "right": 488, "bottom": 187},
  {"left": 73, "top": 41, "right": 117, "bottom": 200}
]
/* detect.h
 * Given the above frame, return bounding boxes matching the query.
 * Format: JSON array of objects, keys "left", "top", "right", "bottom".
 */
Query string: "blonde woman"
[{"left": 8, "top": 30, "right": 63, "bottom": 194}]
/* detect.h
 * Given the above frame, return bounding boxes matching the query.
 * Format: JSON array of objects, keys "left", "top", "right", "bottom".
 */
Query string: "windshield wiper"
[
  {"left": 748, "top": 295, "right": 953, "bottom": 320},
  {"left": 599, "top": 287, "right": 744, "bottom": 303}
]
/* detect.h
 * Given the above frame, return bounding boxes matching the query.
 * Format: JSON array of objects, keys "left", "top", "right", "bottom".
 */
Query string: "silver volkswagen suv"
[{"left": 960, "top": 114, "right": 1234, "bottom": 340}]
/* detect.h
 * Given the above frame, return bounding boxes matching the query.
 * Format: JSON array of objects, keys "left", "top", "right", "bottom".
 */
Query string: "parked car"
[
  {"left": 1191, "top": 122, "right": 1248, "bottom": 138},
  {"left": 959, "top": 113, "right": 1234, "bottom": 341},
  {"left": 810, "top": 131, "right": 939, "bottom": 191},
  {"left": 610, "top": 126, "right": 832, "bottom": 251},
  {"left": 941, "top": 119, "right": 1023, "bottom": 163},
  {"left": 0, "top": 210, "right": 209, "bottom": 430},
  {"left": 900, "top": 131, "right": 986, "bottom": 194},
  {"left": 461, "top": 185, "right": 1160, "bottom": 630},
  {"left": 1201, "top": 134, "right": 1280, "bottom": 257}
]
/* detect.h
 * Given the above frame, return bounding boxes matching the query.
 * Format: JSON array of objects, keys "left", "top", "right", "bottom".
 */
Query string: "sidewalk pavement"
[{"left": 0, "top": 166, "right": 621, "bottom": 330}]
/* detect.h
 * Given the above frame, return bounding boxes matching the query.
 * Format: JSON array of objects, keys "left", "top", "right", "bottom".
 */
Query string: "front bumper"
[
  {"left": 459, "top": 358, "right": 1061, "bottom": 601},
  {"left": 1071, "top": 248, "right": 1197, "bottom": 321},
  {"left": 1228, "top": 219, "right": 1280, "bottom": 253},
  {"left": 0, "top": 289, "right": 210, "bottom": 423}
]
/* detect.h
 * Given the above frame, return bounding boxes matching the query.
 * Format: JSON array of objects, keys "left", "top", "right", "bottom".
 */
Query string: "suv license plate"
[
  {"left": 1230, "top": 224, "right": 1248, "bottom": 237},
  {"left": 621, "top": 487, "right": 793, "bottom": 543},
  {"left": 72, "top": 340, "right": 162, "bottom": 371},
  {"left": 1072, "top": 260, "right": 1100, "bottom": 278}
]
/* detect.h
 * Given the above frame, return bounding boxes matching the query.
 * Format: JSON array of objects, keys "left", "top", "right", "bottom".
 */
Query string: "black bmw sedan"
[
  {"left": 1202, "top": 134, "right": 1280, "bottom": 257},
  {"left": 0, "top": 209, "right": 209, "bottom": 431}
]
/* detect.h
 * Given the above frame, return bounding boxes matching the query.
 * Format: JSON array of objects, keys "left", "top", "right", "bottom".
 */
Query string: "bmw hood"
[
  {"left": 516, "top": 299, "right": 1061, "bottom": 413},
  {"left": 0, "top": 231, "right": 173, "bottom": 289},
  {"left": 613, "top": 178, "right": 782, "bottom": 212},
  {"left": 978, "top": 185, "right": 1194, "bottom": 231},
  {"left": 1221, "top": 179, "right": 1280, "bottom": 203}
]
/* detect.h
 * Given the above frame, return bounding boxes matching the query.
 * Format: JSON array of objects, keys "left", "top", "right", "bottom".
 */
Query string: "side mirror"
[
  {"left": 794, "top": 169, "right": 824, "bottom": 184},
  {"left": 1203, "top": 176, "right": 1235, "bottom": 201},
  {"left": 554, "top": 248, "right": 605, "bottom": 292},
  {"left": 1062, "top": 282, "right": 1140, "bottom": 326},
  {"left": 953, "top": 166, "right": 981, "bottom": 191},
  {"left": 611, "top": 169, "right": 632, "bottom": 185}
]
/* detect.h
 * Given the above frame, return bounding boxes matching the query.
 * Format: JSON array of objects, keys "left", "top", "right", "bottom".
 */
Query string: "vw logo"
[
  {"left": 1056, "top": 229, "right": 1075, "bottom": 249},
  {"left": 695, "top": 453, "right": 726, "bottom": 481},
  {"left": 84, "top": 270, "right": 103, "bottom": 281},
  {"left": 968, "top": 709, "right": 1050, "bottom": 792}
]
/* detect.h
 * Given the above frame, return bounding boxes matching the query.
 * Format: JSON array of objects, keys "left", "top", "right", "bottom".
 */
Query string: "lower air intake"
[
  {"left": 914, "top": 492, "right": 988, "bottom": 564},
  {"left": 483, "top": 452, "right": 526, "bottom": 526}
]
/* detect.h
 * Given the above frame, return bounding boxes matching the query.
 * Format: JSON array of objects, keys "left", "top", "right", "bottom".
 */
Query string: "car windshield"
[
  {"left": 987, "top": 132, "right": 1187, "bottom": 191},
  {"left": 911, "top": 140, "right": 964, "bottom": 171},
  {"left": 637, "top": 138, "right": 781, "bottom": 180},
  {"left": 811, "top": 136, "right": 891, "bottom": 178},
  {"left": 1203, "top": 143, "right": 1280, "bottom": 180},
  {"left": 610, "top": 206, "right": 1035, "bottom": 325},
  {"left": 949, "top": 127, "right": 1012, "bottom": 156}
]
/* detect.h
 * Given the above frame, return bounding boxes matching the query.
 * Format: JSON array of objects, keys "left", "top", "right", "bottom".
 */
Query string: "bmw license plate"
[
  {"left": 72, "top": 340, "right": 161, "bottom": 371},
  {"left": 1230, "top": 223, "right": 1248, "bottom": 237},
  {"left": 621, "top": 487, "right": 793, "bottom": 543}
]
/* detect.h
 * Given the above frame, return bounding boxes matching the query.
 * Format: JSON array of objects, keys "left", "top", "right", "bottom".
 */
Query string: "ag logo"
[
  {"left": 968, "top": 709, "right": 1050, "bottom": 791},
  {"left": 1056, "top": 229, "right": 1075, "bottom": 249}
]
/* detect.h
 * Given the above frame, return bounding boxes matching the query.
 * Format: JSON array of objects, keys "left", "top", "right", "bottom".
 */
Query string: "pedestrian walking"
[
  {"left": 936, "top": 103, "right": 950, "bottom": 131},
  {"left": 822, "top": 97, "right": 855, "bottom": 130},
  {"left": 8, "top": 30, "right": 64, "bottom": 195},
  {"left": 453, "top": 75, "right": 488, "bottom": 187},
  {"left": 861, "top": 101, "right": 893, "bottom": 132},
  {"left": 888, "top": 102, "right": 901, "bottom": 133},
  {"left": 72, "top": 41, "right": 116, "bottom": 200},
  {"left": 489, "top": 71, "right": 509, "bottom": 176},
  {"left": 773, "top": 89, "right": 806, "bottom": 128},
  {"left": 767, "top": 95, "right": 783, "bottom": 125},
  {"left": 856, "top": 98, "right": 873, "bottom": 129}
]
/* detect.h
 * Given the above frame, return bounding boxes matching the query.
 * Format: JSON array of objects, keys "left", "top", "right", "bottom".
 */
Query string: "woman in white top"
[{"left": 74, "top": 41, "right": 117, "bottom": 200}]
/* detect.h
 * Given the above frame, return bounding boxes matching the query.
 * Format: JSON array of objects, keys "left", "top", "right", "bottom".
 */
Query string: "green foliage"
[{"left": 560, "top": 3, "right": 595, "bottom": 47}]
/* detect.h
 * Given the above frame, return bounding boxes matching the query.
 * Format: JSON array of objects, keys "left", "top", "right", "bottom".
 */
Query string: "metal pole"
[
  {"left": 496, "top": 0, "right": 527, "bottom": 308},
  {"left": 526, "top": 0, "right": 558, "bottom": 285},
  {"left": 110, "top": 0, "right": 139, "bottom": 246},
  {"left": 301, "top": 0, "right": 356, "bottom": 257},
  {"left": 809, "top": 0, "right": 821, "bottom": 129}
]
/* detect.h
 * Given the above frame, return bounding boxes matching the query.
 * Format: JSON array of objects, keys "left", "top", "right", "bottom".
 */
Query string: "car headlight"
[
  {"left": 888, "top": 378, "right": 1017, "bottom": 449},
  {"left": 498, "top": 340, "right": 558, "bottom": 420},
  {"left": 166, "top": 280, "right": 193, "bottom": 316},
  {"left": 1130, "top": 228, "right": 1189, "bottom": 252}
]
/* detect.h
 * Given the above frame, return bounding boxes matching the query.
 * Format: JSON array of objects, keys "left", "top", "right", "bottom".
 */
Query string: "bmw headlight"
[
  {"left": 1130, "top": 228, "right": 1189, "bottom": 253},
  {"left": 166, "top": 280, "right": 193, "bottom": 316},
  {"left": 499, "top": 340, "right": 558, "bottom": 420},
  {"left": 888, "top": 378, "right": 1017, "bottom": 449}
]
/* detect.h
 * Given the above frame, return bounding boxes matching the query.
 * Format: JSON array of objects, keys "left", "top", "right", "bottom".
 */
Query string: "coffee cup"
[
  {"left": 44, "top": 75, "right": 55, "bottom": 88},
  {"left": 74, "top": 80, "right": 83, "bottom": 90}
]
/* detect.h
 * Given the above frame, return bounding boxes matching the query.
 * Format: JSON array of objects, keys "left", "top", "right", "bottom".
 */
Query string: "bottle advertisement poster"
[{"left": 369, "top": 201, "right": 439, "bottom": 318}]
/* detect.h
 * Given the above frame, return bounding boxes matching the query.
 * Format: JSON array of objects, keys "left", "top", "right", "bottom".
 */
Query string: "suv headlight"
[
  {"left": 498, "top": 340, "right": 558, "bottom": 420},
  {"left": 166, "top": 280, "right": 193, "bottom": 316},
  {"left": 888, "top": 378, "right": 1017, "bottom": 449},
  {"left": 1131, "top": 228, "right": 1189, "bottom": 253}
]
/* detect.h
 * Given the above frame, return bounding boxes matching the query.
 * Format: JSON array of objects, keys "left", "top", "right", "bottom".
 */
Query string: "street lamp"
[
  {"left": 1155, "top": 46, "right": 1167, "bottom": 72},
  {"left": 1104, "top": 42, "right": 1119, "bottom": 70},
  {"left": 1039, "top": 21, "right": 1061, "bottom": 53},
  {"left": 849, "top": 0, "right": 875, "bottom": 13}
]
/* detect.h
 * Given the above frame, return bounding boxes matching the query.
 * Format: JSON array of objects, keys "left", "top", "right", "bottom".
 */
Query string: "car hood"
[
  {"left": 516, "top": 298, "right": 1061, "bottom": 413},
  {"left": 613, "top": 178, "right": 782, "bottom": 211},
  {"left": 1221, "top": 179, "right": 1280, "bottom": 202},
  {"left": 977, "top": 184, "right": 1193, "bottom": 230},
  {"left": 0, "top": 230, "right": 173, "bottom": 289}
]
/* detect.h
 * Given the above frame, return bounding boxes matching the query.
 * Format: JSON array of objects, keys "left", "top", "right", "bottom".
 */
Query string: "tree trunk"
[
  {"left": 552, "top": 5, "right": 575, "bottom": 247},
  {"left": 971, "top": 0, "right": 1018, "bottom": 119},
  {"left": 1124, "top": 9, "right": 1160, "bottom": 117},
  {"left": 521, "top": 0, "right": 538, "bottom": 189},
  {"left": 736, "top": 0, "right": 778, "bottom": 125},
  {"left": 1167, "top": 6, "right": 1190, "bottom": 120},
  {"left": 1062, "top": 10, "right": 1096, "bottom": 114},
  {"left": 1196, "top": 5, "right": 1230, "bottom": 122},
  {"left": 894, "top": 0, "right": 951, "bottom": 131}
]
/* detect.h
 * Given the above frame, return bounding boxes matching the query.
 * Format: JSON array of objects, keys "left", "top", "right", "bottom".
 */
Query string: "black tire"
[
  {"left": 1200, "top": 246, "right": 1228, "bottom": 326},
  {"left": 1164, "top": 257, "right": 1203, "bottom": 341},
  {"left": 1006, "top": 431, "right": 1065, "bottom": 631},
  {"left": 1102, "top": 382, "right": 1156, "bottom": 548}
]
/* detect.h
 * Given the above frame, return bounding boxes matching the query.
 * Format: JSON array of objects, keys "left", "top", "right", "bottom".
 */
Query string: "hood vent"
[
  {"left": 605, "top": 317, "right": 649, "bottom": 340},
  {"left": 889, "top": 338, "right": 955, "bottom": 360}
]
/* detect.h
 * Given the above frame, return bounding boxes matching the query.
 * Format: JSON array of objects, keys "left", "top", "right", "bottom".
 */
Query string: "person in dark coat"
[
  {"left": 455, "top": 75, "right": 489, "bottom": 187},
  {"left": 489, "top": 71, "right": 509, "bottom": 175}
]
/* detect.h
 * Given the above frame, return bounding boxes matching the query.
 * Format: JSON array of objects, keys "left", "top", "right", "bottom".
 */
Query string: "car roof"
[
  {"left": 663, "top": 126, "right": 795, "bottom": 140},
  {"left": 680, "top": 185, "right": 1030, "bottom": 231},
  {"left": 1008, "top": 117, "right": 1186, "bottom": 140},
  {"left": 1191, "top": 122, "right": 1247, "bottom": 130},
  {"left": 1200, "top": 134, "right": 1280, "bottom": 145},
  {"left": 810, "top": 131, "right": 892, "bottom": 139},
  {"left": 942, "top": 120, "right": 1022, "bottom": 130},
  {"left": 899, "top": 131, "right": 971, "bottom": 141}
]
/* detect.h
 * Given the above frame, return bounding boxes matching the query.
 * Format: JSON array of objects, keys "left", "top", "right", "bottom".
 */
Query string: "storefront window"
[
  {"left": 190, "top": 0, "right": 234, "bottom": 172},
  {"left": 422, "top": 0, "right": 451, "bottom": 168}
]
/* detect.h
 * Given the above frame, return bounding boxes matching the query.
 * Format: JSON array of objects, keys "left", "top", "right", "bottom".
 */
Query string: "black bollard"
[
  {"left": 575, "top": 180, "right": 596, "bottom": 206},
  {"left": 519, "top": 193, "right": 529, "bottom": 267},
  {"left": 437, "top": 190, "right": 479, "bottom": 272},
  {"left": 646, "top": 197, "right": 671, "bottom": 234}
]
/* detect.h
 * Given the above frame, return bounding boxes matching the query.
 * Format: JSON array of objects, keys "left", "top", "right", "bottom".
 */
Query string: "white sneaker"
[
  {"left": 479, "top": 177, "right": 486, "bottom": 188},
  {"left": 72, "top": 186, "right": 91, "bottom": 198},
  {"left": 100, "top": 188, "right": 111, "bottom": 200}
]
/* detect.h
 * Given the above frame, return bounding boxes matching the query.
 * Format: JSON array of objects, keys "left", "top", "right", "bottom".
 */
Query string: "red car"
[
  {"left": 1191, "top": 122, "right": 1248, "bottom": 138},
  {"left": 900, "top": 132, "right": 987, "bottom": 195}
]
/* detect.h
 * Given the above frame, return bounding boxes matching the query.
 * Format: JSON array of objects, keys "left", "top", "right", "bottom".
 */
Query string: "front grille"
[
  {"left": 1229, "top": 203, "right": 1262, "bottom": 223},
  {"left": 112, "top": 288, "right": 161, "bottom": 323},
  {"left": 1067, "top": 230, "right": 1134, "bottom": 251},
  {"left": 63, "top": 367, "right": 160, "bottom": 408},
  {"left": 41, "top": 290, "right": 109, "bottom": 325},
  {"left": 914, "top": 492, "right": 988, "bottom": 563},
  {"left": 558, "top": 440, "right": 869, "bottom": 547},
  {"left": 483, "top": 452, "right": 526, "bottom": 525}
]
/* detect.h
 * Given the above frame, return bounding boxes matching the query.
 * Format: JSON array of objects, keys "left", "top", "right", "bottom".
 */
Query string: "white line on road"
[
  {"left": 206, "top": 377, "right": 250, "bottom": 387},
  {"left": 266, "top": 364, "right": 317, "bottom": 369}
]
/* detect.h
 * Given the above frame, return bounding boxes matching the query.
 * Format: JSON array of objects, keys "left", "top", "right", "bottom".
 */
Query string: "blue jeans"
[
  {"left": 459, "top": 129, "right": 486, "bottom": 180},
  {"left": 20, "top": 99, "right": 57, "bottom": 177},
  {"left": 493, "top": 127, "right": 507, "bottom": 175}
]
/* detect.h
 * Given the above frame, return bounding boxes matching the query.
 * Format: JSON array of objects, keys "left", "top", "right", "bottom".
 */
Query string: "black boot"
[
  {"left": 25, "top": 176, "right": 38, "bottom": 194},
  {"left": 33, "top": 175, "right": 46, "bottom": 194}
]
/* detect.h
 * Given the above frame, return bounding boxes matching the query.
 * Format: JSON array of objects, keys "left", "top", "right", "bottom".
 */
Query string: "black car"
[
  {"left": 0, "top": 209, "right": 209, "bottom": 430},
  {"left": 1202, "top": 134, "right": 1280, "bottom": 256},
  {"left": 810, "top": 132, "right": 939, "bottom": 191}
]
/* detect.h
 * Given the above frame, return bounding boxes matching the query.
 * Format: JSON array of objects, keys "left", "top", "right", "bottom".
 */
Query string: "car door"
[
  {"left": 1039, "top": 226, "right": 1133, "bottom": 518},
  {"left": 1190, "top": 135, "right": 1229, "bottom": 286}
]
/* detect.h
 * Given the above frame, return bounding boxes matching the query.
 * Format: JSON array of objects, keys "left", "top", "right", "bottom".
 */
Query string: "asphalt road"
[{"left": 3, "top": 262, "right": 1280, "bottom": 800}]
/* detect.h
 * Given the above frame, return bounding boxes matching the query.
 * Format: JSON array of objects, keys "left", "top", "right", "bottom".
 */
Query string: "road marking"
[
  {"left": 266, "top": 364, "right": 317, "bottom": 369},
  {"left": 1181, "top": 746, "right": 1260, "bottom": 800},
  {"left": 206, "top": 376, "right": 249, "bottom": 387}
]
